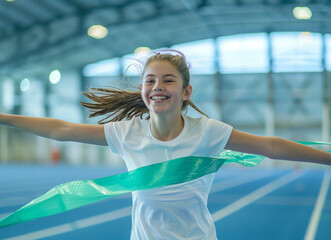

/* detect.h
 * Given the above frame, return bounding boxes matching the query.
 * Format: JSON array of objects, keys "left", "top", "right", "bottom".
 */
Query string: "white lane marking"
[
  {"left": 74, "top": 206, "right": 132, "bottom": 229},
  {"left": 211, "top": 171, "right": 273, "bottom": 194},
  {"left": 212, "top": 171, "right": 301, "bottom": 222},
  {"left": 4, "top": 224, "right": 74, "bottom": 240},
  {"left": 210, "top": 195, "right": 316, "bottom": 206},
  {"left": 4, "top": 206, "right": 132, "bottom": 240},
  {"left": 0, "top": 212, "right": 11, "bottom": 219},
  {"left": 0, "top": 197, "right": 32, "bottom": 208},
  {"left": 0, "top": 186, "right": 51, "bottom": 194},
  {"left": 304, "top": 171, "right": 330, "bottom": 240},
  {"left": 0, "top": 192, "right": 132, "bottom": 209}
]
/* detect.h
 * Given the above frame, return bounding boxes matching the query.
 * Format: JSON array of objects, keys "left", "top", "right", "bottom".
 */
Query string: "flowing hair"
[{"left": 81, "top": 50, "right": 208, "bottom": 124}]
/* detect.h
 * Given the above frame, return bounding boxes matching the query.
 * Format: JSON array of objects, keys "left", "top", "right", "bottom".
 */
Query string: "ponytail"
[{"left": 81, "top": 88, "right": 149, "bottom": 124}]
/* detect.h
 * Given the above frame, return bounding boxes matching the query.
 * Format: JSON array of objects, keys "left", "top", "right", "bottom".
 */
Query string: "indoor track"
[{"left": 0, "top": 164, "right": 330, "bottom": 240}]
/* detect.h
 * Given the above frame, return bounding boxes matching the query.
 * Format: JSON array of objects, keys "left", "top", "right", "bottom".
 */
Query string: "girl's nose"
[
  {"left": 153, "top": 87, "right": 164, "bottom": 91},
  {"left": 153, "top": 81, "right": 164, "bottom": 91}
]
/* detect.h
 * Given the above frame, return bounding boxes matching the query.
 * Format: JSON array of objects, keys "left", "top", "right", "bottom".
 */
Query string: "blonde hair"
[{"left": 81, "top": 50, "right": 207, "bottom": 124}]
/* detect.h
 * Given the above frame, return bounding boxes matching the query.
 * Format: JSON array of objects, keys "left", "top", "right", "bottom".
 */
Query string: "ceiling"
[{"left": 0, "top": 0, "right": 330, "bottom": 81}]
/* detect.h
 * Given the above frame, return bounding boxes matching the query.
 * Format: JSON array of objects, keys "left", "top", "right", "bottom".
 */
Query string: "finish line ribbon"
[{"left": 0, "top": 141, "right": 330, "bottom": 228}]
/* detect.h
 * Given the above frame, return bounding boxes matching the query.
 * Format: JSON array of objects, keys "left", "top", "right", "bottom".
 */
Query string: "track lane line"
[
  {"left": 304, "top": 171, "right": 330, "bottom": 240},
  {"left": 212, "top": 171, "right": 301, "bottom": 222},
  {"left": 3, "top": 206, "right": 132, "bottom": 240},
  {"left": 210, "top": 171, "right": 275, "bottom": 194},
  {"left": 0, "top": 212, "right": 12, "bottom": 220}
]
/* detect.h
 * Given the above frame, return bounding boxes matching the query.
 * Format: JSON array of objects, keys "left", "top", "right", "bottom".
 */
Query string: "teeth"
[{"left": 151, "top": 96, "right": 168, "bottom": 100}]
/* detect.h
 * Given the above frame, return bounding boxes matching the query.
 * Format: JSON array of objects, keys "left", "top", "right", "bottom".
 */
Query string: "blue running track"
[{"left": 0, "top": 165, "right": 330, "bottom": 240}]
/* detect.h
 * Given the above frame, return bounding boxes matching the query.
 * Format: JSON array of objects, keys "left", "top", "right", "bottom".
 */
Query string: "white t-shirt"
[{"left": 104, "top": 115, "right": 233, "bottom": 240}]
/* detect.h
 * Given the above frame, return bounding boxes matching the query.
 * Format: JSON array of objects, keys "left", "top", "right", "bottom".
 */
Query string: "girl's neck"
[{"left": 150, "top": 114, "right": 184, "bottom": 141}]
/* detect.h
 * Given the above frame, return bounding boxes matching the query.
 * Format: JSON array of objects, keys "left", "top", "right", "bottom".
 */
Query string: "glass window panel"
[
  {"left": 2, "top": 78, "right": 15, "bottom": 111},
  {"left": 21, "top": 80, "right": 45, "bottom": 117},
  {"left": 83, "top": 58, "right": 120, "bottom": 77},
  {"left": 218, "top": 33, "right": 269, "bottom": 73},
  {"left": 326, "top": 34, "right": 331, "bottom": 71},
  {"left": 171, "top": 39, "right": 216, "bottom": 74},
  {"left": 271, "top": 32, "right": 323, "bottom": 72}
]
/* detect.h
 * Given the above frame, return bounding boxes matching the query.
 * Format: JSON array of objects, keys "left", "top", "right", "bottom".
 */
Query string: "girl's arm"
[
  {"left": 225, "top": 129, "right": 331, "bottom": 165},
  {"left": 0, "top": 113, "right": 107, "bottom": 146}
]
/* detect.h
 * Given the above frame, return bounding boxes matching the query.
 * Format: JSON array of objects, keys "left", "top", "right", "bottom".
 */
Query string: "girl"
[{"left": 0, "top": 50, "right": 330, "bottom": 239}]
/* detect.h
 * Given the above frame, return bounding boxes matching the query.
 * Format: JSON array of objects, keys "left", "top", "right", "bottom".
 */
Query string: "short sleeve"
[
  {"left": 104, "top": 122, "right": 125, "bottom": 154},
  {"left": 204, "top": 119, "right": 233, "bottom": 156}
]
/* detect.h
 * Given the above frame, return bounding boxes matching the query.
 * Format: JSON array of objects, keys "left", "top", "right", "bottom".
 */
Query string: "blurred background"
[{"left": 0, "top": 0, "right": 330, "bottom": 168}]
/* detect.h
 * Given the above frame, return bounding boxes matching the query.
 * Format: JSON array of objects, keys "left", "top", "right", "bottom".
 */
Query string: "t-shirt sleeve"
[
  {"left": 104, "top": 122, "right": 125, "bottom": 154},
  {"left": 204, "top": 118, "right": 233, "bottom": 156}
]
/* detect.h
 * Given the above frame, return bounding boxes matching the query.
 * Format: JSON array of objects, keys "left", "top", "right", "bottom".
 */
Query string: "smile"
[{"left": 150, "top": 96, "right": 169, "bottom": 100}]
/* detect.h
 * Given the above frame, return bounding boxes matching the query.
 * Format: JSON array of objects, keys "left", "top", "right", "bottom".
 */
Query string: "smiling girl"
[{"left": 0, "top": 50, "right": 330, "bottom": 239}]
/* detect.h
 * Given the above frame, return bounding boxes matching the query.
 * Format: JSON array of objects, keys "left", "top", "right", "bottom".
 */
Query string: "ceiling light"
[
  {"left": 293, "top": 7, "right": 312, "bottom": 20},
  {"left": 20, "top": 78, "right": 30, "bottom": 92},
  {"left": 134, "top": 47, "right": 151, "bottom": 55},
  {"left": 87, "top": 25, "right": 108, "bottom": 39},
  {"left": 49, "top": 70, "right": 61, "bottom": 84}
]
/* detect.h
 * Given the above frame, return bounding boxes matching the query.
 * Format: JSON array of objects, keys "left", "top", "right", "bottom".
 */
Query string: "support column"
[
  {"left": 266, "top": 32, "right": 275, "bottom": 137},
  {"left": 79, "top": 67, "right": 90, "bottom": 164},
  {"left": 214, "top": 38, "right": 222, "bottom": 121},
  {"left": 264, "top": 33, "right": 276, "bottom": 168},
  {"left": 36, "top": 78, "right": 51, "bottom": 164},
  {"left": 0, "top": 79, "right": 9, "bottom": 163},
  {"left": 0, "top": 126, "right": 9, "bottom": 163},
  {"left": 79, "top": 67, "right": 89, "bottom": 123},
  {"left": 322, "top": 34, "right": 330, "bottom": 143},
  {"left": 44, "top": 79, "right": 51, "bottom": 117}
]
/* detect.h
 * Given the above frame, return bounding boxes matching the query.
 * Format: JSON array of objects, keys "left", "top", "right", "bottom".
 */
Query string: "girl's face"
[{"left": 141, "top": 60, "right": 192, "bottom": 118}]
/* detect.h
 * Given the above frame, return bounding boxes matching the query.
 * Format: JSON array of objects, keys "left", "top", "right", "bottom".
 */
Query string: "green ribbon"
[
  {"left": 0, "top": 152, "right": 262, "bottom": 229},
  {"left": 0, "top": 140, "right": 329, "bottom": 229},
  {"left": 295, "top": 140, "right": 331, "bottom": 146},
  {"left": 295, "top": 141, "right": 331, "bottom": 153}
]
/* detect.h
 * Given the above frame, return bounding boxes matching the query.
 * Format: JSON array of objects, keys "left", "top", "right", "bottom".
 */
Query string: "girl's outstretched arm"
[
  {"left": 225, "top": 129, "right": 331, "bottom": 165},
  {"left": 0, "top": 113, "right": 107, "bottom": 146}
]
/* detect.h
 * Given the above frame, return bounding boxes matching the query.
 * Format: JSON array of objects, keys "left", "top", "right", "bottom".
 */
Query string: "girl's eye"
[{"left": 145, "top": 79, "right": 154, "bottom": 83}]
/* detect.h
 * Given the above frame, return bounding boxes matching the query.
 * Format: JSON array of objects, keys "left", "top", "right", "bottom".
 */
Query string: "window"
[
  {"left": 218, "top": 33, "right": 269, "bottom": 73},
  {"left": 271, "top": 32, "right": 323, "bottom": 72},
  {"left": 325, "top": 34, "right": 331, "bottom": 71},
  {"left": 83, "top": 58, "right": 120, "bottom": 77},
  {"left": 172, "top": 39, "right": 216, "bottom": 74}
]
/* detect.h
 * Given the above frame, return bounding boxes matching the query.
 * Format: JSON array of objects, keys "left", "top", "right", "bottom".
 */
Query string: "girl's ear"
[{"left": 183, "top": 84, "right": 192, "bottom": 101}]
